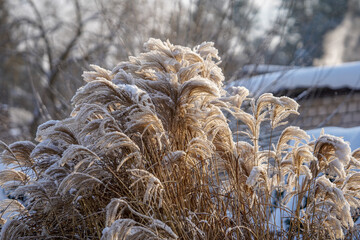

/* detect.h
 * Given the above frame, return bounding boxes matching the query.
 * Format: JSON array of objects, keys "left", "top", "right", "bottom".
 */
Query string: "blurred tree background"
[
  {"left": 271, "top": 0, "right": 349, "bottom": 65},
  {"left": 0, "top": 0, "right": 360, "bottom": 143}
]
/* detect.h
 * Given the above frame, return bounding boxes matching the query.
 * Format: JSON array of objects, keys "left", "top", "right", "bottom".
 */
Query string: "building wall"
[
  {"left": 292, "top": 92, "right": 360, "bottom": 129},
  {"left": 227, "top": 91, "right": 360, "bottom": 148}
]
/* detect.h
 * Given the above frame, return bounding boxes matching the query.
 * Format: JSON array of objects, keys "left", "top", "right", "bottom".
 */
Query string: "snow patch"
[{"left": 229, "top": 61, "right": 360, "bottom": 97}]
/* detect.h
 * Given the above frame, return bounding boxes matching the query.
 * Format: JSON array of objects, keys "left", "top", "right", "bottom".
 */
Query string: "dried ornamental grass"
[{"left": 0, "top": 39, "right": 359, "bottom": 239}]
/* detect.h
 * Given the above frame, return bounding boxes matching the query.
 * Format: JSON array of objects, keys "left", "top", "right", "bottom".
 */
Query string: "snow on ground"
[
  {"left": 0, "top": 188, "right": 6, "bottom": 200},
  {"left": 0, "top": 163, "right": 7, "bottom": 201},
  {"left": 228, "top": 61, "right": 360, "bottom": 97}
]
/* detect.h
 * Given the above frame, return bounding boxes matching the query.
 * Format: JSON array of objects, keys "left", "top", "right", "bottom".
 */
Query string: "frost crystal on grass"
[{"left": 0, "top": 38, "right": 359, "bottom": 239}]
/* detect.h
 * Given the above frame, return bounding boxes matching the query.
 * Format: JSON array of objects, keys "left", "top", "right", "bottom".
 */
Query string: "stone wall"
[
  {"left": 291, "top": 91, "right": 360, "bottom": 130},
  {"left": 227, "top": 90, "right": 360, "bottom": 148}
]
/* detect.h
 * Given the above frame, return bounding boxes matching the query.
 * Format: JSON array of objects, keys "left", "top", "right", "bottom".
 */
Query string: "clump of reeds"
[{"left": 0, "top": 39, "right": 360, "bottom": 239}]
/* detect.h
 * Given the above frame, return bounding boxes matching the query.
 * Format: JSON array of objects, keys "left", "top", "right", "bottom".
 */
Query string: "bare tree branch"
[
  {"left": 48, "top": 0, "right": 83, "bottom": 87},
  {"left": 26, "top": 0, "right": 54, "bottom": 72}
]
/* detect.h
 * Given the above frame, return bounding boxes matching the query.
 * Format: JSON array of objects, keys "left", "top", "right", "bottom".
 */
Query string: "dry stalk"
[{"left": 0, "top": 39, "right": 359, "bottom": 239}]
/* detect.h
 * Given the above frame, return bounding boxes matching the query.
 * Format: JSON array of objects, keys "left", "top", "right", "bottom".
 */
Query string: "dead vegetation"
[{"left": 0, "top": 39, "right": 360, "bottom": 239}]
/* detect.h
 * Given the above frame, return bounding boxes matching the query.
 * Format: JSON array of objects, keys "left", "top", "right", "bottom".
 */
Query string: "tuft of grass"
[{"left": 0, "top": 39, "right": 360, "bottom": 239}]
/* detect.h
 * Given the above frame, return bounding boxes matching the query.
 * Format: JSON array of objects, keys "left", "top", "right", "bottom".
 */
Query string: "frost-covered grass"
[
  {"left": 0, "top": 39, "right": 360, "bottom": 239},
  {"left": 307, "top": 126, "right": 360, "bottom": 150}
]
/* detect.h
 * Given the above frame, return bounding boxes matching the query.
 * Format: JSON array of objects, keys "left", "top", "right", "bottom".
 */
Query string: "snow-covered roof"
[
  {"left": 228, "top": 61, "right": 360, "bottom": 97},
  {"left": 242, "top": 64, "right": 300, "bottom": 75}
]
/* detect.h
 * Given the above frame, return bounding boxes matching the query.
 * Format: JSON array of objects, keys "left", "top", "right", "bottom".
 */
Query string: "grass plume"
[{"left": 0, "top": 39, "right": 360, "bottom": 239}]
